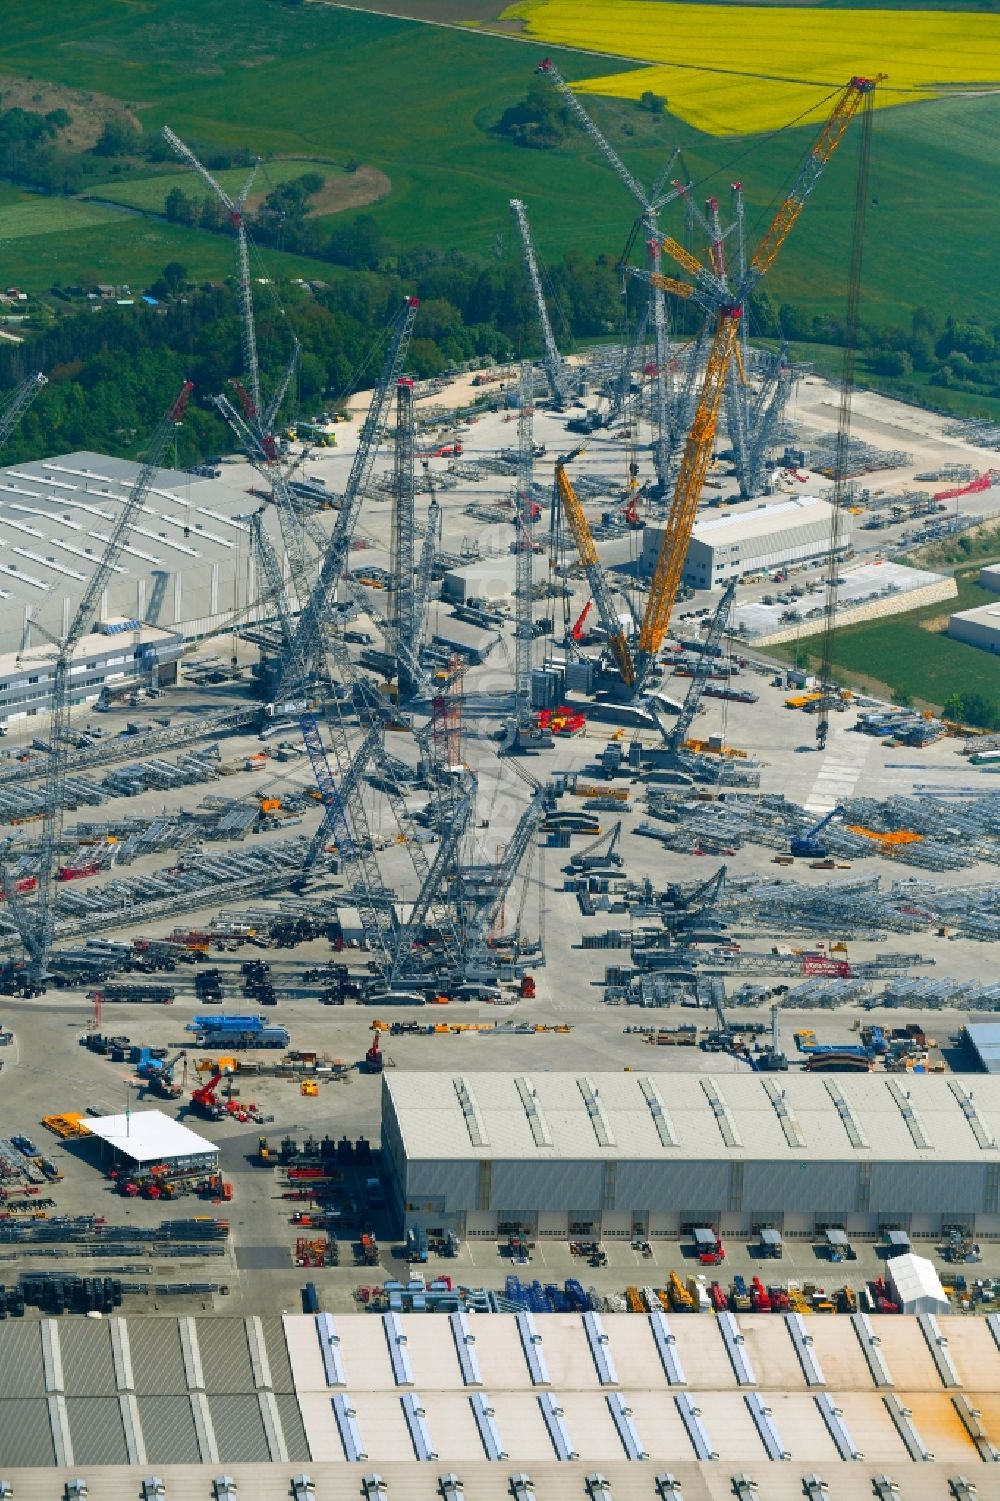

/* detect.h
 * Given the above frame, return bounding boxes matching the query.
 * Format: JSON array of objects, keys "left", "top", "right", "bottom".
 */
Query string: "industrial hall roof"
[
  {"left": 1, "top": 1310, "right": 999, "bottom": 1498},
  {"left": 82, "top": 1110, "right": 216, "bottom": 1165},
  {"left": 690, "top": 494, "right": 834, "bottom": 544},
  {"left": 384, "top": 1070, "right": 1000, "bottom": 1163}
]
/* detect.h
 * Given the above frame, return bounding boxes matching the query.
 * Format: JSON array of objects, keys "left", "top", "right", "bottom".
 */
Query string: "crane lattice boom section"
[
  {"left": 555, "top": 457, "right": 636, "bottom": 687},
  {"left": 284, "top": 296, "right": 419, "bottom": 690},
  {"left": 750, "top": 76, "right": 884, "bottom": 281},
  {"left": 19, "top": 383, "right": 193, "bottom": 982},
  {"left": 638, "top": 75, "right": 880, "bottom": 661},
  {"left": 639, "top": 310, "right": 740, "bottom": 656},
  {"left": 511, "top": 200, "right": 568, "bottom": 407}
]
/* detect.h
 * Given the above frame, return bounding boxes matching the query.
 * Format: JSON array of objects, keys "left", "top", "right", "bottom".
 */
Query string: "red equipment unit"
[{"left": 363, "top": 1030, "right": 384, "bottom": 1074}]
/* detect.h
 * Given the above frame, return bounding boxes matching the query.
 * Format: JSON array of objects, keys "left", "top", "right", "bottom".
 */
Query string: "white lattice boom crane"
[
  {"left": 281, "top": 296, "right": 419, "bottom": 692},
  {"left": 554, "top": 448, "right": 636, "bottom": 687},
  {"left": 162, "top": 128, "right": 265, "bottom": 422},
  {"left": 514, "top": 363, "right": 536, "bottom": 724},
  {"left": 510, "top": 199, "right": 571, "bottom": 407},
  {"left": 536, "top": 57, "right": 685, "bottom": 488},
  {"left": 0, "top": 373, "right": 46, "bottom": 447},
  {"left": 391, "top": 378, "right": 417, "bottom": 696},
  {"left": 7, "top": 382, "right": 193, "bottom": 985}
]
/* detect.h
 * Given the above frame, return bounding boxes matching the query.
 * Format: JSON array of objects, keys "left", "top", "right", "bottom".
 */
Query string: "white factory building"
[
  {"left": 0, "top": 619, "right": 183, "bottom": 723},
  {"left": 0, "top": 450, "right": 290, "bottom": 657},
  {"left": 4, "top": 1309, "right": 1000, "bottom": 1487},
  {"left": 382, "top": 1070, "right": 1000, "bottom": 1240},
  {"left": 949, "top": 600, "right": 1000, "bottom": 653},
  {"left": 640, "top": 495, "right": 848, "bottom": 589}
]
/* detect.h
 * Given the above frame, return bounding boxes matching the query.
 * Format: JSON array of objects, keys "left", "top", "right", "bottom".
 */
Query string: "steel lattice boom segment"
[
  {"left": 638, "top": 309, "right": 741, "bottom": 658},
  {"left": 535, "top": 57, "right": 685, "bottom": 489},
  {"left": 555, "top": 451, "right": 636, "bottom": 686},
  {"left": 462, "top": 785, "right": 548, "bottom": 969},
  {"left": 162, "top": 128, "right": 263, "bottom": 421},
  {"left": 662, "top": 579, "right": 736, "bottom": 752},
  {"left": 514, "top": 363, "right": 536, "bottom": 724},
  {"left": 392, "top": 378, "right": 417, "bottom": 695},
  {"left": 283, "top": 297, "right": 419, "bottom": 691},
  {"left": 13, "top": 383, "right": 193, "bottom": 984},
  {"left": 751, "top": 77, "right": 885, "bottom": 283},
  {"left": 0, "top": 373, "right": 46, "bottom": 447},
  {"left": 510, "top": 200, "right": 571, "bottom": 407},
  {"left": 638, "top": 76, "right": 882, "bottom": 665}
]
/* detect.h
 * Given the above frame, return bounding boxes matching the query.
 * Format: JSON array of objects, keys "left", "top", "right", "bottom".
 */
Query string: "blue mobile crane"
[{"left": 790, "top": 806, "right": 844, "bottom": 859}]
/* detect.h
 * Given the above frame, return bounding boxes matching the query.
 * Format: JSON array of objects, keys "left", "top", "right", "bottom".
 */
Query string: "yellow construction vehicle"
[
  {"left": 787, "top": 1285, "right": 811, "bottom": 1315},
  {"left": 43, "top": 1113, "right": 88, "bottom": 1139},
  {"left": 785, "top": 692, "right": 824, "bottom": 710},
  {"left": 625, "top": 1286, "right": 645, "bottom": 1313},
  {"left": 683, "top": 738, "right": 748, "bottom": 760},
  {"left": 668, "top": 1270, "right": 695, "bottom": 1312}
]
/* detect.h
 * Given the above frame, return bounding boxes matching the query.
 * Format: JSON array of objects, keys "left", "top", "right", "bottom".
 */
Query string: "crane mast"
[
  {"left": 535, "top": 58, "right": 685, "bottom": 489},
  {"left": 11, "top": 383, "right": 193, "bottom": 985},
  {"left": 816, "top": 89, "right": 878, "bottom": 753},
  {"left": 637, "top": 76, "right": 882, "bottom": 668},
  {"left": 412, "top": 488, "right": 440, "bottom": 660},
  {"left": 461, "top": 786, "right": 548, "bottom": 971},
  {"left": 510, "top": 199, "right": 571, "bottom": 407},
  {"left": 248, "top": 508, "right": 308, "bottom": 690},
  {"left": 390, "top": 785, "right": 475, "bottom": 985},
  {"left": 0, "top": 372, "right": 46, "bottom": 447},
  {"left": 660, "top": 579, "right": 736, "bottom": 753},
  {"left": 554, "top": 451, "right": 636, "bottom": 686},
  {"left": 162, "top": 129, "right": 264, "bottom": 421},
  {"left": 638, "top": 307, "right": 741, "bottom": 660},
  {"left": 391, "top": 378, "right": 417, "bottom": 696},
  {"left": 514, "top": 363, "right": 536, "bottom": 726},
  {"left": 282, "top": 296, "right": 419, "bottom": 691}
]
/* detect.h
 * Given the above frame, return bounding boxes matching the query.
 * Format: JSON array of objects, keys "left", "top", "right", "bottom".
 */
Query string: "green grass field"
[
  {"left": 0, "top": 217, "right": 338, "bottom": 296},
  {"left": 770, "top": 570, "right": 1000, "bottom": 707},
  {"left": 89, "top": 159, "right": 336, "bottom": 215},
  {"left": 0, "top": 197, "right": 123, "bottom": 241},
  {"left": 0, "top": 0, "right": 992, "bottom": 325}
]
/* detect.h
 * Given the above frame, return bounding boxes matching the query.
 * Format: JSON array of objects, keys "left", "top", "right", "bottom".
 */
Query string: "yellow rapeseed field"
[{"left": 504, "top": 0, "right": 1000, "bottom": 135}]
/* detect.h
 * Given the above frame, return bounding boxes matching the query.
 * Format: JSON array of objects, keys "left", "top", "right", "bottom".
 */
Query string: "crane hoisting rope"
[
  {"left": 636, "top": 74, "right": 884, "bottom": 671},
  {"left": 816, "top": 88, "right": 878, "bottom": 752}
]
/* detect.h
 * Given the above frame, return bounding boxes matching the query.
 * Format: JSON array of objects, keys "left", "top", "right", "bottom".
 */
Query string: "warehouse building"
[
  {"left": 0, "top": 618, "right": 183, "bottom": 724},
  {"left": 1, "top": 1308, "right": 999, "bottom": 1490},
  {"left": 948, "top": 600, "right": 1000, "bottom": 653},
  {"left": 640, "top": 495, "right": 848, "bottom": 589},
  {"left": 0, "top": 450, "right": 291, "bottom": 656},
  {"left": 382, "top": 1071, "right": 1000, "bottom": 1240},
  {"left": 964, "top": 1021, "right": 1000, "bottom": 1074}
]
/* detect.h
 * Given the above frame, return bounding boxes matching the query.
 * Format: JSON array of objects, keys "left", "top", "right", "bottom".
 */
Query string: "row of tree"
[
  {"left": 754, "top": 293, "right": 1000, "bottom": 401},
  {"left": 0, "top": 240, "right": 625, "bottom": 468}
]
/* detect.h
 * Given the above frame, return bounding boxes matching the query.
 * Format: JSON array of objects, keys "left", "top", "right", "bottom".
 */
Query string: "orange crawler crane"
[{"left": 633, "top": 76, "right": 884, "bottom": 679}]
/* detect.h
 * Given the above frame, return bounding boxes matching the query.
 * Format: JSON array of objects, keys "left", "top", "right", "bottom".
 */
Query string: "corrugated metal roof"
[
  {"left": 385, "top": 1071, "right": 1000, "bottom": 1163},
  {"left": 0, "top": 1313, "right": 997, "bottom": 1489}
]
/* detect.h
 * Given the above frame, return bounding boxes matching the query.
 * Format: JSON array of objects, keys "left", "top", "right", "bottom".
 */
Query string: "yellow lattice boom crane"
[
  {"left": 555, "top": 449, "right": 636, "bottom": 687},
  {"left": 636, "top": 75, "right": 885, "bottom": 670}
]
